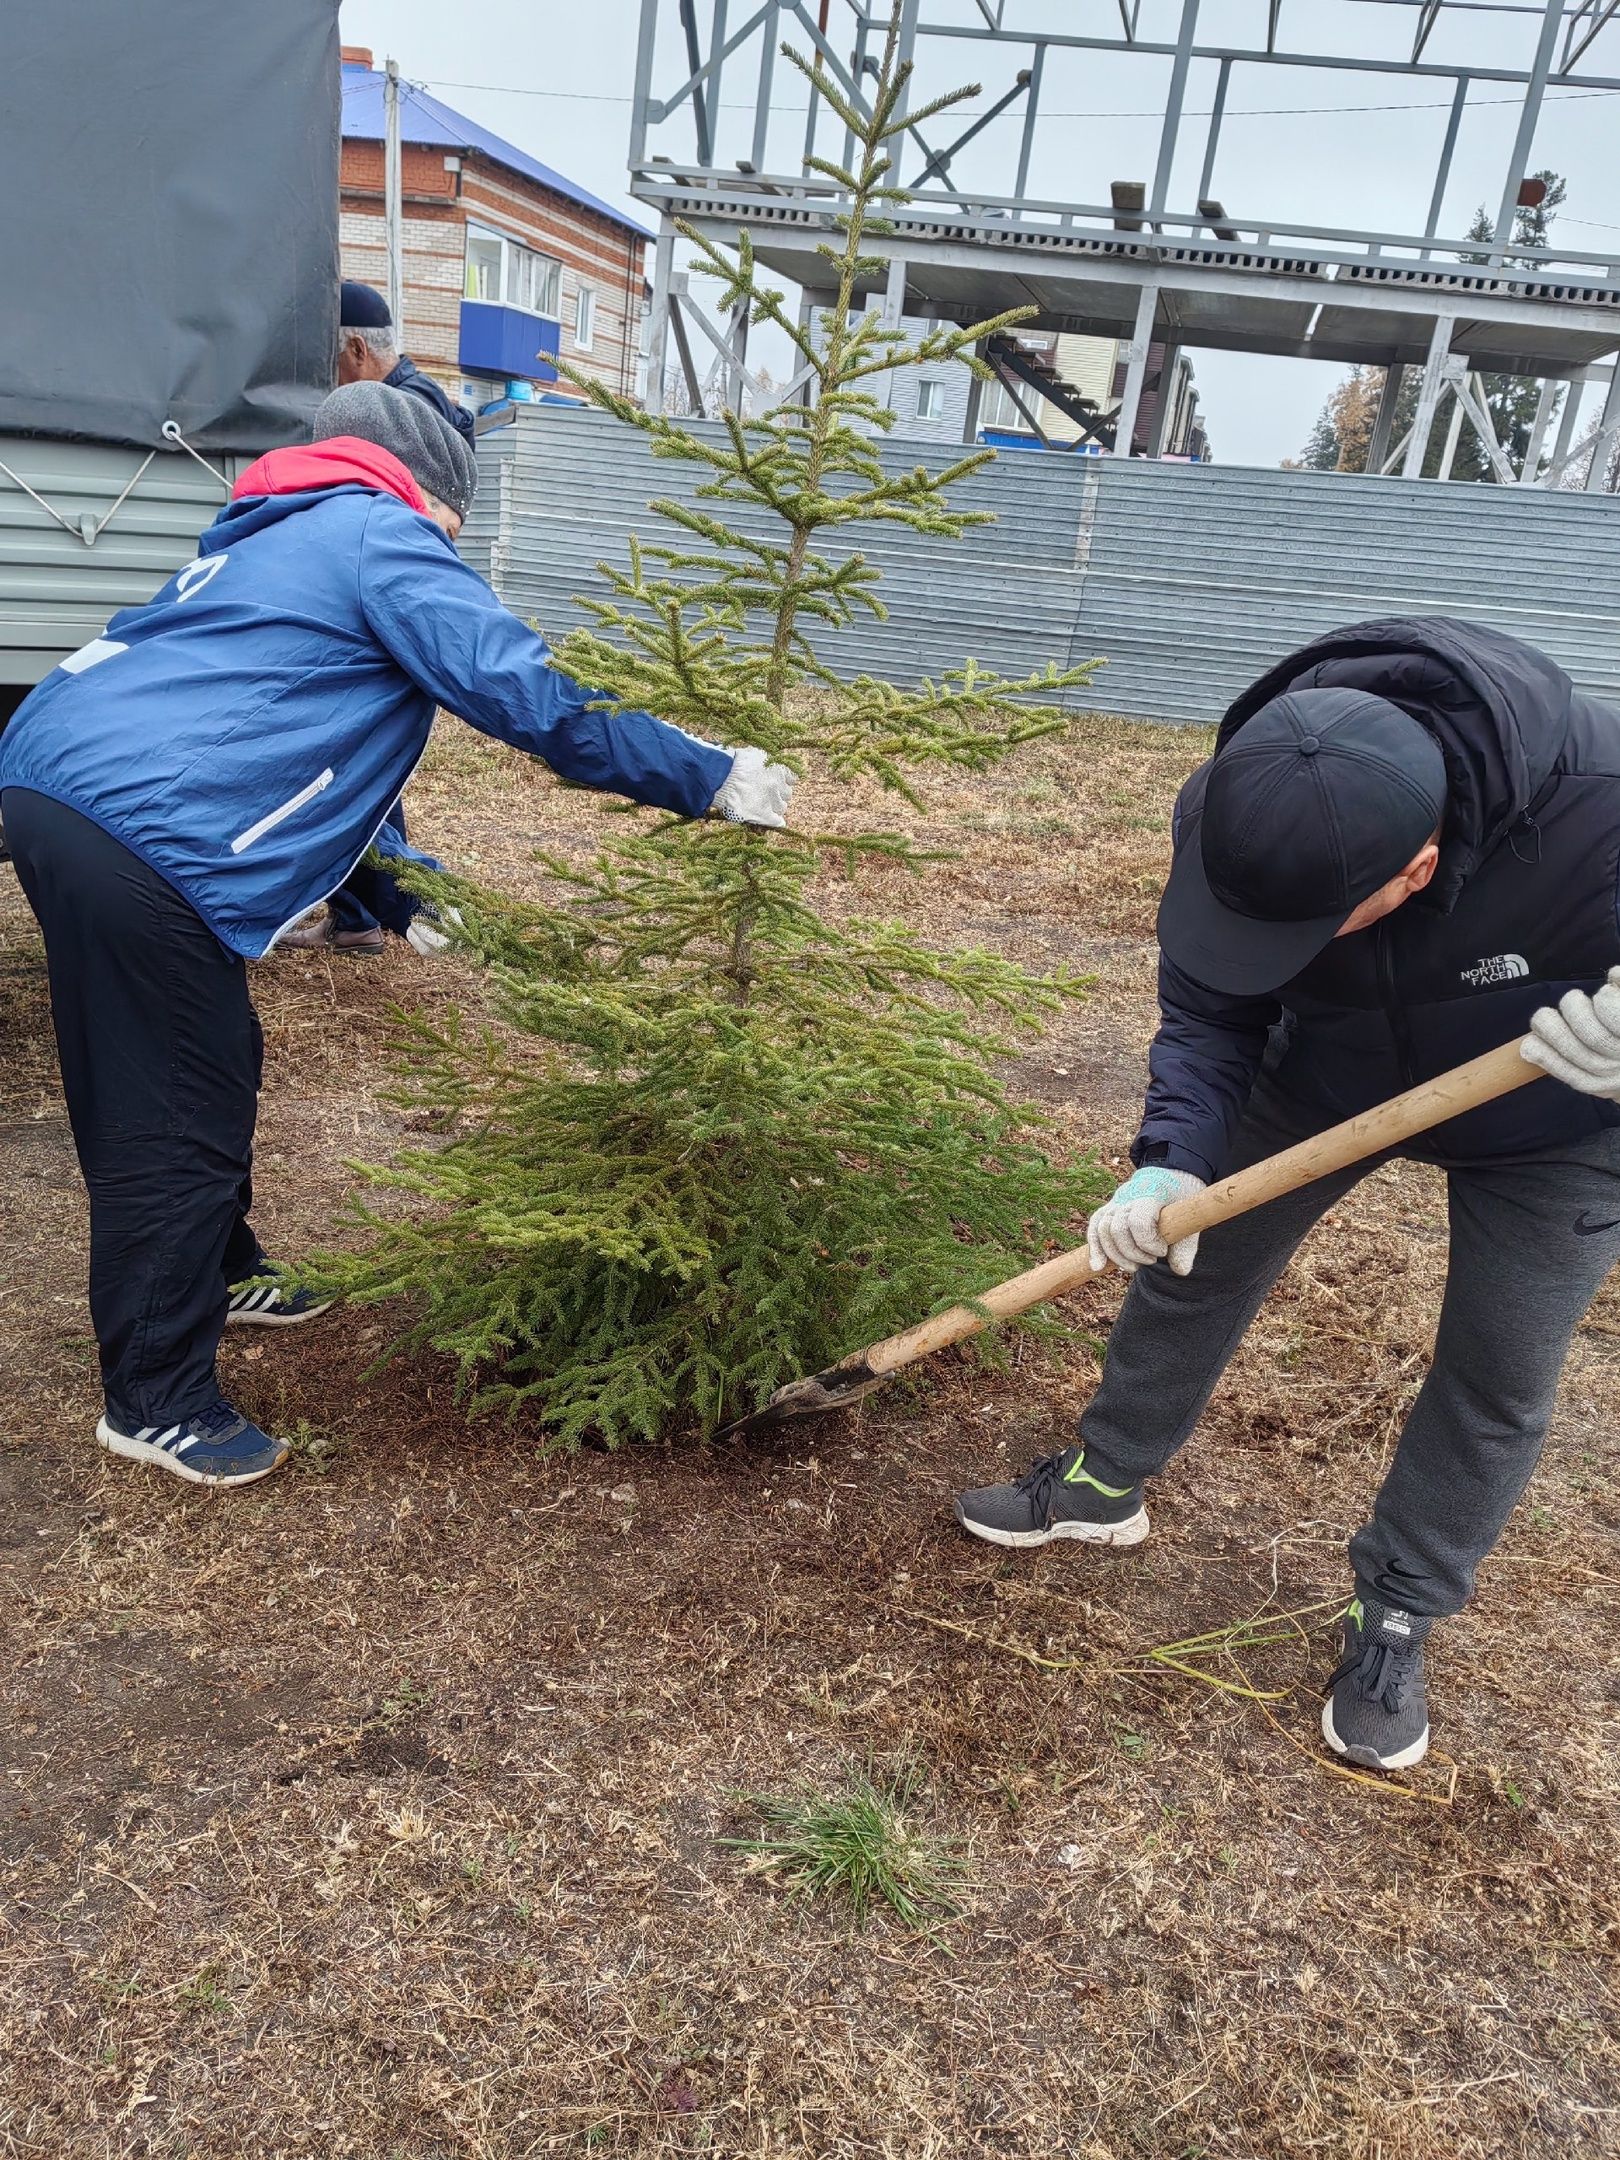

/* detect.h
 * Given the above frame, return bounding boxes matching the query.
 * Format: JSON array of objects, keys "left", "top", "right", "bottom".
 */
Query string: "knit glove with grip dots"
[{"left": 1086, "top": 1165, "right": 1209, "bottom": 1277}]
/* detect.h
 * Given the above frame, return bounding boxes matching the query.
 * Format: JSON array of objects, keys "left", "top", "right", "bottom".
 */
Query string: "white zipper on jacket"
[{"left": 231, "top": 768, "right": 335, "bottom": 856}]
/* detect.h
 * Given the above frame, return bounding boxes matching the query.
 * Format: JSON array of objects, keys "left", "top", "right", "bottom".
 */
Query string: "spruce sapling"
[{"left": 314, "top": 11, "right": 1107, "bottom": 1446}]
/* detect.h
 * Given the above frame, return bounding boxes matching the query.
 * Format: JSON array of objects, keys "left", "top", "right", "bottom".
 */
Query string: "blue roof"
[{"left": 341, "top": 66, "right": 650, "bottom": 241}]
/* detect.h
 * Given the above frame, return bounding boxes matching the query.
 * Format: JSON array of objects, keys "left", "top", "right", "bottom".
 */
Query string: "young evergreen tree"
[{"left": 313, "top": 16, "right": 1106, "bottom": 1447}]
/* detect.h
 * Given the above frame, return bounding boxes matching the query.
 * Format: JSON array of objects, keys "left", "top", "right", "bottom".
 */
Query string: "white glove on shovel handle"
[
  {"left": 1522, "top": 966, "right": 1620, "bottom": 1100},
  {"left": 1087, "top": 1164, "right": 1209, "bottom": 1277},
  {"left": 713, "top": 745, "right": 796, "bottom": 830}
]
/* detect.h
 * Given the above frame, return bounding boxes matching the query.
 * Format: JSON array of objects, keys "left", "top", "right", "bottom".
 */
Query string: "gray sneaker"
[
  {"left": 955, "top": 1445, "right": 1148, "bottom": 1551},
  {"left": 1322, "top": 1595, "right": 1432, "bottom": 1770}
]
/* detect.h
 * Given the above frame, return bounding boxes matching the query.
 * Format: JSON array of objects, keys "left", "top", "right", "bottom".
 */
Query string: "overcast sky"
[{"left": 339, "top": 0, "right": 1620, "bottom": 466}]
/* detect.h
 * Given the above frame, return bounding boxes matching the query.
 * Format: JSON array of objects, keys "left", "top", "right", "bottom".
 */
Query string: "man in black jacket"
[
  {"left": 956, "top": 618, "right": 1620, "bottom": 1772},
  {"left": 336, "top": 282, "right": 476, "bottom": 442}
]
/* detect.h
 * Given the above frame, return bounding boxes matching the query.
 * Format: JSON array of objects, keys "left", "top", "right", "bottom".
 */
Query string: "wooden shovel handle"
[{"left": 859, "top": 1037, "right": 1541, "bottom": 1381}]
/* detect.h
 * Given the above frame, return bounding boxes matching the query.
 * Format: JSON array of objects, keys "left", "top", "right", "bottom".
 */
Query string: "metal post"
[
  {"left": 1424, "top": 77, "right": 1468, "bottom": 241},
  {"left": 1402, "top": 314, "right": 1454, "bottom": 478},
  {"left": 1147, "top": 343, "right": 1182, "bottom": 456},
  {"left": 628, "top": 0, "right": 660, "bottom": 169},
  {"left": 874, "top": 254, "right": 908, "bottom": 423},
  {"left": 1545, "top": 368, "right": 1587, "bottom": 484},
  {"left": 1492, "top": 0, "right": 1565, "bottom": 261},
  {"left": 383, "top": 57, "right": 404, "bottom": 337},
  {"left": 1584, "top": 359, "right": 1620, "bottom": 491},
  {"left": 1366, "top": 365, "right": 1402, "bottom": 474},
  {"left": 726, "top": 297, "right": 750, "bottom": 413},
  {"left": 1013, "top": 43, "right": 1045, "bottom": 205},
  {"left": 1113, "top": 283, "right": 1158, "bottom": 456},
  {"left": 796, "top": 290, "right": 819, "bottom": 410},
  {"left": 669, "top": 292, "right": 705, "bottom": 416},
  {"left": 679, "top": 0, "right": 714, "bottom": 165},
  {"left": 707, "top": 0, "right": 731, "bottom": 156},
  {"left": 1196, "top": 57, "right": 1230, "bottom": 210},
  {"left": 962, "top": 346, "right": 985, "bottom": 444},
  {"left": 1453, "top": 370, "right": 1518, "bottom": 485},
  {"left": 752, "top": 3, "right": 779, "bottom": 174},
  {"left": 1437, "top": 387, "right": 1465, "bottom": 480},
  {"left": 1149, "top": 0, "right": 1200, "bottom": 225},
  {"left": 841, "top": 9, "right": 869, "bottom": 185},
  {"left": 644, "top": 221, "right": 676, "bottom": 415},
  {"left": 893, "top": 0, "right": 921, "bottom": 110},
  {"left": 1521, "top": 377, "right": 1559, "bottom": 480}
]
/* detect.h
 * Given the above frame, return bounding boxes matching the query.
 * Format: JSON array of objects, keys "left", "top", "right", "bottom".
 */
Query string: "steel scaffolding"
[{"left": 628, "top": 0, "right": 1620, "bottom": 484}]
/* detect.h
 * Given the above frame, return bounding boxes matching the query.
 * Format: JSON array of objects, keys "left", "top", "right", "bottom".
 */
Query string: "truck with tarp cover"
[{"left": 0, "top": 0, "right": 340, "bottom": 733}]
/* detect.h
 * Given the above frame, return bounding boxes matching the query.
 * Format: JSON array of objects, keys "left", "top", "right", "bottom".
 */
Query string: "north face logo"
[{"left": 1460, "top": 954, "right": 1529, "bottom": 988}]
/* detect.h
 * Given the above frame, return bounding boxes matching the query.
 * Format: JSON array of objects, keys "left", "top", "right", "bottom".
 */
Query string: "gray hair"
[{"left": 348, "top": 324, "right": 398, "bottom": 362}]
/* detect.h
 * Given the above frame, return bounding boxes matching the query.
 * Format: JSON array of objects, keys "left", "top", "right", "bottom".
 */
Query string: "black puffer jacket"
[{"left": 1135, "top": 618, "right": 1620, "bottom": 1181}]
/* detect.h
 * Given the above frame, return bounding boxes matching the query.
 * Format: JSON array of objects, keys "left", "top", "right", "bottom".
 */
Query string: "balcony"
[{"left": 458, "top": 302, "right": 560, "bottom": 383}]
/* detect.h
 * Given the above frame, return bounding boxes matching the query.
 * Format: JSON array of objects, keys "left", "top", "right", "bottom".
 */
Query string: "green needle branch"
[{"left": 310, "top": 6, "right": 1108, "bottom": 1447}]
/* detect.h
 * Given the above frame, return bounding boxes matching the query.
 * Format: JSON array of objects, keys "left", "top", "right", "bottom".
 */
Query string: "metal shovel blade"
[{"left": 714, "top": 1359, "right": 883, "bottom": 1440}]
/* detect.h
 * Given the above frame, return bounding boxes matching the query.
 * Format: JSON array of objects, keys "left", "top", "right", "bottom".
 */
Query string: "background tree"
[
  {"left": 1292, "top": 173, "right": 1567, "bottom": 481},
  {"left": 312, "top": 15, "right": 1106, "bottom": 1447}
]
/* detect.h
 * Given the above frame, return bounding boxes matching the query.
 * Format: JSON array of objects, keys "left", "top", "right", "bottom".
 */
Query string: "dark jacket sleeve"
[
  {"left": 1130, "top": 774, "right": 1279, "bottom": 1181},
  {"left": 1132, "top": 954, "right": 1279, "bottom": 1182},
  {"left": 357, "top": 501, "right": 735, "bottom": 819},
  {"left": 389, "top": 358, "right": 477, "bottom": 441}
]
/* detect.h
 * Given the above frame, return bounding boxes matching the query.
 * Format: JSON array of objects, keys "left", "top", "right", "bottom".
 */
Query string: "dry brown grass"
[{"left": 2, "top": 713, "right": 1618, "bottom": 2158}]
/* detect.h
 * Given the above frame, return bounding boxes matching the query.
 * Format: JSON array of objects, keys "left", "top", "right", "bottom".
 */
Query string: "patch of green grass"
[
  {"left": 726, "top": 1762, "right": 965, "bottom": 1929},
  {"left": 285, "top": 1417, "right": 348, "bottom": 1476},
  {"left": 179, "top": 1970, "right": 234, "bottom": 2017},
  {"left": 376, "top": 1679, "right": 431, "bottom": 1729}
]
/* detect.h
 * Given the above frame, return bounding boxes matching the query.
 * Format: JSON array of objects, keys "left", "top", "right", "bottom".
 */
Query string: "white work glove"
[
  {"left": 405, "top": 904, "right": 463, "bottom": 958},
  {"left": 1523, "top": 967, "right": 1620, "bottom": 1100},
  {"left": 1087, "top": 1165, "right": 1208, "bottom": 1277},
  {"left": 712, "top": 746, "right": 796, "bottom": 830}
]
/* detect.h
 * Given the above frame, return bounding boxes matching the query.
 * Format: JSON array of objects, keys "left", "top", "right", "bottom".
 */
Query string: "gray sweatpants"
[{"left": 1080, "top": 1080, "right": 1620, "bottom": 1616}]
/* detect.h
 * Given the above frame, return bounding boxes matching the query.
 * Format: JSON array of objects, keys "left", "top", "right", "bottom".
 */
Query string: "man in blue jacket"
[
  {"left": 0, "top": 383, "right": 793, "bottom": 1495},
  {"left": 955, "top": 619, "right": 1620, "bottom": 1772},
  {"left": 283, "top": 282, "right": 479, "bottom": 954}
]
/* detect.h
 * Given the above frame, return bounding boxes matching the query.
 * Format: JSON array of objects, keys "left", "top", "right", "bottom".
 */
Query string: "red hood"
[{"left": 231, "top": 437, "right": 427, "bottom": 513}]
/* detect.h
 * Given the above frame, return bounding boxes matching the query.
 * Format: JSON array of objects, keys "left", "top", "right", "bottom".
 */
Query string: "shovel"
[{"left": 718, "top": 1037, "right": 1542, "bottom": 1439}]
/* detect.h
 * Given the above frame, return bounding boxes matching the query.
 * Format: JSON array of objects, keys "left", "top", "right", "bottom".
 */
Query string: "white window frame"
[
  {"left": 916, "top": 379, "right": 944, "bottom": 420},
  {"left": 574, "top": 285, "right": 596, "bottom": 352},
  {"left": 463, "top": 223, "right": 561, "bottom": 319}
]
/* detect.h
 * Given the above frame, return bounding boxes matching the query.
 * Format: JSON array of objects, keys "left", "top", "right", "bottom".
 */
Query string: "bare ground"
[{"left": 1, "top": 717, "right": 1617, "bottom": 2159}]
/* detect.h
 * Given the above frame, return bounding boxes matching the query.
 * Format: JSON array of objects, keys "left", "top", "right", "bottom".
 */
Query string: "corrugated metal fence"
[{"left": 461, "top": 404, "right": 1620, "bottom": 724}]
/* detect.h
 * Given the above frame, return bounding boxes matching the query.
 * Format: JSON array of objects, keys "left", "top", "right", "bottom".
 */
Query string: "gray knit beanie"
[{"left": 312, "top": 382, "right": 478, "bottom": 519}]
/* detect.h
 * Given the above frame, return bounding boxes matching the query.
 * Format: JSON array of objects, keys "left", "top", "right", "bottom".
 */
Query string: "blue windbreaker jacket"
[{"left": 0, "top": 440, "right": 734, "bottom": 958}]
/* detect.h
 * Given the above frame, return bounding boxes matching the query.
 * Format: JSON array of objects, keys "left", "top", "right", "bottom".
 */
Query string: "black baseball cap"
[
  {"left": 340, "top": 280, "right": 393, "bottom": 329},
  {"left": 1157, "top": 687, "right": 1448, "bottom": 995}
]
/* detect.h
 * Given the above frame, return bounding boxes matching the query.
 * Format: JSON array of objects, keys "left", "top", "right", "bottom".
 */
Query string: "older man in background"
[{"left": 335, "top": 280, "right": 475, "bottom": 442}]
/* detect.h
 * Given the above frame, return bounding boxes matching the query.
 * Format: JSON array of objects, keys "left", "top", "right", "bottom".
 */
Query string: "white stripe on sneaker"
[{"left": 95, "top": 1415, "right": 287, "bottom": 1490}]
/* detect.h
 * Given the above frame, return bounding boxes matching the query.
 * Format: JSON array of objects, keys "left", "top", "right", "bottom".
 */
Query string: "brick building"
[{"left": 339, "top": 51, "right": 649, "bottom": 423}]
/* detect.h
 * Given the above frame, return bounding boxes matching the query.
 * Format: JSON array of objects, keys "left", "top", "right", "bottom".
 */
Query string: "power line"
[{"left": 421, "top": 74, "right": 1620, "bottom": 121}]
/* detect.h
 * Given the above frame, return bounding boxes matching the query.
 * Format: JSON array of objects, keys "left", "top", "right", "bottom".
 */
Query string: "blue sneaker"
[
  {"left": 95, "top": 1400, "right": 289, "bottom": 1488},
  {"left": 226, "top": 1276, "right": 332, "bottom": 1328}
]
